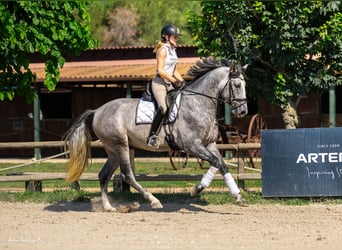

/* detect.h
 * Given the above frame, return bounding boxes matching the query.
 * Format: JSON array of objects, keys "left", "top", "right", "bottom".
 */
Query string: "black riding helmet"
[{"left": 161, "top": 24, "right": 181, "bottom": 39}]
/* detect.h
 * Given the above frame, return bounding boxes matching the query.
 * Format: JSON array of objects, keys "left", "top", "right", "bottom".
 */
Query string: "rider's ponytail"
[{"left": 153, "top": 41, "right": 164, "bottom": 53}]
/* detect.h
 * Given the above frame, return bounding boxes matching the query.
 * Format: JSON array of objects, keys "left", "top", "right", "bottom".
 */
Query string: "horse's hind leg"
[
  {"left": 112, "top": 146, "right": 163, "bottom": 209},
  {"left": 98, "top": 159, "right": 119, "bottom": 212},
  {"left": 120, "top": 161, "right": 163, "bottom": 209}
]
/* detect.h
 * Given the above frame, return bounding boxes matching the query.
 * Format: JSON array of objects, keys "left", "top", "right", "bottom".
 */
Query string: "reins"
[{"left": 181, "top": 78, "right": 248, "bottom": 110}]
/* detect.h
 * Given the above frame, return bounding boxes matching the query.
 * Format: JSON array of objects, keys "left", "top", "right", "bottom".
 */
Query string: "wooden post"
[
  {"left": 329, "top": 86, "right": 336, "bottom": 127},
  {"left": 237, "top": 151, "right": 245, "bottom": 189},
  {"left": 33, "top": 84, "right": 41, "bottom": 160},
  {"left": 224, "top": 103, "right": 233, "bottom": 159},
  {"left": 25, "top": 180, "right": 42, "bottom": 192}
]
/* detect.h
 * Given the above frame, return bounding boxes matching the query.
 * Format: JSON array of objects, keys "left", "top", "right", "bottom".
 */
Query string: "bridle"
[
  {"left": 182, "top": 72, "right": 248, "bottom": 110},
  {"left": 221, "top": 72, "right": 248, "bottom": 110}
]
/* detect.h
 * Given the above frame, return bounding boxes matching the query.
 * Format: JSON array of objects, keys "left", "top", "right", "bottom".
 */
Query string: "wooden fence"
[{"left": 0, "top": 141, "right": 261, "bottom": 191}]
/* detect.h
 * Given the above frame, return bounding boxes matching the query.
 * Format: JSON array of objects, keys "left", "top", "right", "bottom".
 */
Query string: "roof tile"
[{"left": 31, "top": 57, "right": 199, "bottom": 82}]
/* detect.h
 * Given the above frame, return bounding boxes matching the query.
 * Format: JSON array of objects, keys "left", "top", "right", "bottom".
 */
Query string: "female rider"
[{"left": 146, "top": 24, "right": 185, "bottom": 148}]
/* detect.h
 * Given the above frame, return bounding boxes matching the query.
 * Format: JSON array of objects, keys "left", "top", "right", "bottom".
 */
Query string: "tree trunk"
[{"left": 282, "top": 103, "right": 299, "bottom": 129}]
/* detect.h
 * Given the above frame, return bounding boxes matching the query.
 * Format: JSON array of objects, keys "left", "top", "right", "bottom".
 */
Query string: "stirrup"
[{"left": 147, "top": 135, "right": 160, "bottom": 148}]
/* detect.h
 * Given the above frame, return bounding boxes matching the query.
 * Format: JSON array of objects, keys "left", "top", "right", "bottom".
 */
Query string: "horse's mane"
[{"left": 187, "top": 56, "right": 233, "bottom": 81}]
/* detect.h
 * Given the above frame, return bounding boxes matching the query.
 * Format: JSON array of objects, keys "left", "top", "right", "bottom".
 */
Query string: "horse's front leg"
[{"left": 189, "top": 142, "right": 247, "bottom": 206}]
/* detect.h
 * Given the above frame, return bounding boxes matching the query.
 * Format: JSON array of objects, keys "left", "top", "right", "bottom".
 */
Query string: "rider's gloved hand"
[{"left": 173, "top": 80, "right": 185, "bottom": 89}]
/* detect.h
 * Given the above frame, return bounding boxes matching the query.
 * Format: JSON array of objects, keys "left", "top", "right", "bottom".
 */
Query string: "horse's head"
[
  {"left": 221, "top": 64, "right": 248, "bottom": 118},
  {"left": 187, "top": 57, "right": 248, "bottom": 118}
]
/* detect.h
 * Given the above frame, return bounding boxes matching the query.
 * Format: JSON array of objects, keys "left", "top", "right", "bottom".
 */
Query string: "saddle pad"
[
  {"left": 135, "top": 93, "right": 181, "bottom": 125},
  {"left": 136, "top": 99, "right": 155, "bottom": 124}
]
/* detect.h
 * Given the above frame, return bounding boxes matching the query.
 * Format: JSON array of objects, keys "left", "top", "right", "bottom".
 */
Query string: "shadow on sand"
[{"left": 44, "top": 193, "right": 242, "bottom": 216}]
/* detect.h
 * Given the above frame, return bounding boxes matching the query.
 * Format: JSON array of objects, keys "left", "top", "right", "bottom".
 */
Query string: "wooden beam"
[
  {"left": 0, "top": 141, "right": 103, "bottom": 149},
  {"left": 0, "top": 141, "right": 261, "bottom": 150},
  {"left": 0, "top": 172, "right": 261, "bottom": 183}
]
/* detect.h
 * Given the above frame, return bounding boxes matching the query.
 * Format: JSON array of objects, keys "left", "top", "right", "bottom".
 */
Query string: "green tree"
[
  {"left": 102, "top": 6, "right": 140, "bottom": 47},
  {"left": 188, "top": 1, "right": 342, "bottom": 128},
  {"left": 88, "top": 0, "right": 201, "bottom": 46},
  {"left": 132, "top": 0, "right": 200, "bottom": 45},
  {"left": 0, "top": 1, "right": 98, "bottom": 102}
]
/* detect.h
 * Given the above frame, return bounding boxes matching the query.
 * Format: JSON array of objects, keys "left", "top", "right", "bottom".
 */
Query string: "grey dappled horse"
[{"left": 64, "top": 57, "right": 248, "bottom": 212}]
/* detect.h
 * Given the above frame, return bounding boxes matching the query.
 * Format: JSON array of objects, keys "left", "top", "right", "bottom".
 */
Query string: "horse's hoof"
[
  {"left": 129, "top": 201, "right": 140, "bottom": 211},
  {"left": 151, "top": 201, "right": 163, "bottom": 209},
  {"left": 236, "top": 199, "right": 248, "bottom": 207},
  {"left": 236, "top": 194, "right": 248, "bottom": 207},
  {"left": 118, "top": 205, "right": 131, "bottom": 213},
  {"left": 104, "top": 206, "right": 118, "bottom": 212},
  {"left": 190, "top": 185, "right": 198, "bottom": 197},
  {"left": 190, "top": 184, "right": 203, "bottom": 197}
]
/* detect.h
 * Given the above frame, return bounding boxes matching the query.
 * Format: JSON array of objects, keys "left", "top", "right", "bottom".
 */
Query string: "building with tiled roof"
[
  {"left": 0, "top": 46, "right": 200, "bottom": 156},
  {"left": 1, "top": 46, "right": 341, "bottom": 157},
  {"left": 30, "top": 45, "right": 198, "bottom": 86}
]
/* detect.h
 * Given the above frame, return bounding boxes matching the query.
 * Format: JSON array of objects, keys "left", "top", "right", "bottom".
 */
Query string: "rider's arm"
[{"left": 173, "top": 65, "right": 184, "bottom": 83}]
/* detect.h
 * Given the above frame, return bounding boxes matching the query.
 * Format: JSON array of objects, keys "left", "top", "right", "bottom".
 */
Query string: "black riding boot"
[{"left": 146, "top": 107, "right": 165, "bottom": 148}]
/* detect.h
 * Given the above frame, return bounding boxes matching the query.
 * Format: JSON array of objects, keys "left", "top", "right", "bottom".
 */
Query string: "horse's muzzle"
[
  {"left": 237, "top": 110, "right": 248, "bottom": 118},
  {"left": 232, "top": 102, "right": 248, "bottom": 118}
]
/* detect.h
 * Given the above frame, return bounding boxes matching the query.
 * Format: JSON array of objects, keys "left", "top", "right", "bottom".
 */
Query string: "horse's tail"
[{"left": 64, "top": 110, "right": 94, "bottom": 183}]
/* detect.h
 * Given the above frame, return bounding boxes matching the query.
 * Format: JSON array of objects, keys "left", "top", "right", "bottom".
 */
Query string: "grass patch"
[
  {"left": 1, "top": 160, "right": 342, "bottom": 206},
  {"left": 0, "top": 189, "right": 341, "bottom": 206},
  {"left": 0, "top": 189, "right": 94, "bottom": 204}
]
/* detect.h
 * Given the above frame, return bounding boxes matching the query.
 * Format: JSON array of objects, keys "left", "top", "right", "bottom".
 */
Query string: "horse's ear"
[
  {"left": 230, "top": 64, "right": 241, "bottom": 78},
  {"left": 242, "top": 64, "right": 249, "bottom": 71}
]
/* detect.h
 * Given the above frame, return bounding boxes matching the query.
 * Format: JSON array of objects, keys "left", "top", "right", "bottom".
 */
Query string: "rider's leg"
[
  {"left": 151, "top": 78, "right": 169, "bottom": 114},
  {"left": 146, "top": 81, "right": 168, "bottom": 148},
  {"left": 146, "top": 106, "right": 165, "bottom": 148}
]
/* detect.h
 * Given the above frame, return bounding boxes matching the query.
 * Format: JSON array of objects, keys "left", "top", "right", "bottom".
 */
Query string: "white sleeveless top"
[{"left": 156, "top": 45, "right": 178, "bottom": 83}]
